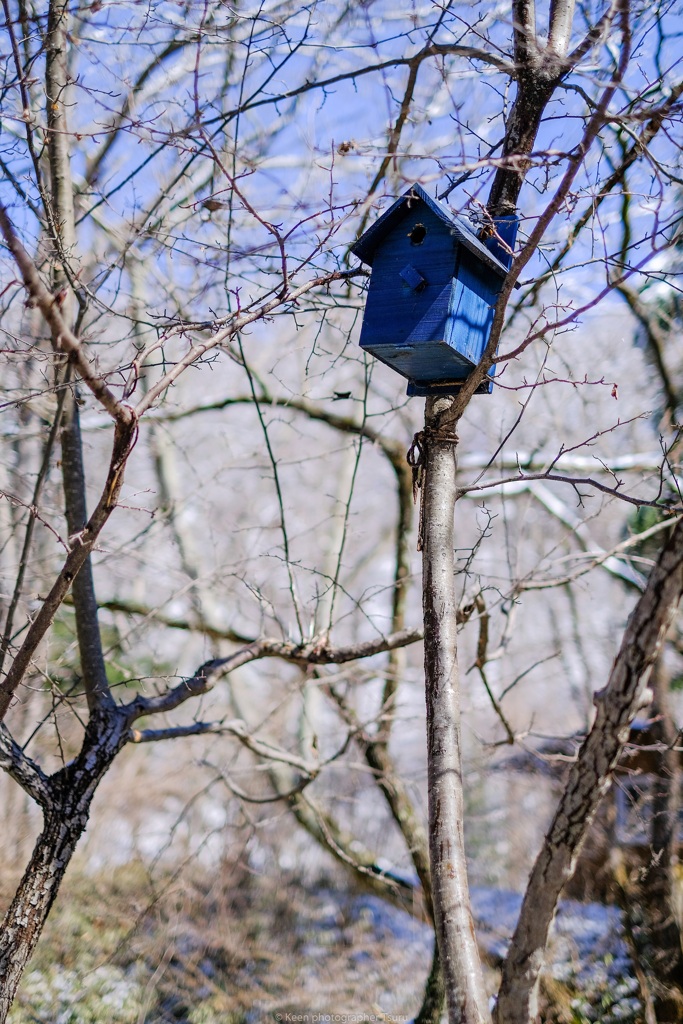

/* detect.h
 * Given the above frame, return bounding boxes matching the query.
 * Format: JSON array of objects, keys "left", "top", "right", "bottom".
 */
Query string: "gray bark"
[
  {"left": 46, "top": 0, "right": 113, "bottom": 713},
  {"left": 45, "top": 0, "right": 75, "bottom": 261},
  {"left": 59, "top": 390, "right": 115, "bottom": 711},
  {"left": 421, "top": 398, "right": 492, "bottom": 1024},
  {"left": 494, "top": 517, "right": 683, "bottom": 1024}
]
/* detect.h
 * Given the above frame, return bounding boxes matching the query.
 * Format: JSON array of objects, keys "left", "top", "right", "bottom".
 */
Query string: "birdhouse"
[{"left": 351, "top": 184, "right": 517, "bottom": 396}]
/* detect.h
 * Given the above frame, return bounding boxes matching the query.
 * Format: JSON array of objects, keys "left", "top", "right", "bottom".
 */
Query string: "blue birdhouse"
[{"left": 351, "top": 184, "right": 517, "bottom": 396}]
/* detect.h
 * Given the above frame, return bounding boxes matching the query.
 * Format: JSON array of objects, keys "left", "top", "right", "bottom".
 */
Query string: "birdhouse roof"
[{"left": 351, "top": 183, "right": 512, "bottom": 279}]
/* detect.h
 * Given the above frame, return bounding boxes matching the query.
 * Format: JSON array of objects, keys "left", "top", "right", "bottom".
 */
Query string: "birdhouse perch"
[{"left": 352, "top": 184, "right": 517, "bottom": 396}]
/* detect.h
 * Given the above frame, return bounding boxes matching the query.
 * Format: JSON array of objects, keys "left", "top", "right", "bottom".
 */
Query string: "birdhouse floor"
[{"left": 406, "top": 378, "right": 493, "bottom": 396}]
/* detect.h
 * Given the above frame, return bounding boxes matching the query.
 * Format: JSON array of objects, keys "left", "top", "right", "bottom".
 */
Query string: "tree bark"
[
  {"left": 46, "top": 0, "right": 114, "bottom": 713},
  {"left": 0, "top": 710, "right": 128, "bottom": 1022},
  {"left": 421, "top": 398, "right": 492, "bottom": 1024},
  {"left": 415, "top": 938, "right": 447, "bottom": 1024},
  {"left": 494, "top": 517, "right": 683, "bottom": 1024},
  {"left": 59, "top": 387, "right": 115, "bottom": 711},
  {"left": 618, "top": 663, "right": 683, "bottom": 1022},
  {"left": 46, "top": 0, "right": 76, "bottom": 259}
]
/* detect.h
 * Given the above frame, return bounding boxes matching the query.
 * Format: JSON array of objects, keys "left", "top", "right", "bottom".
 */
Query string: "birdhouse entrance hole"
[{"left": 408, "top": 223, "right": 427, "bottom": 245}]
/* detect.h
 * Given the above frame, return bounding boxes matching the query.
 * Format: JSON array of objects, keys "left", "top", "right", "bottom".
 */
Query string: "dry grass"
[
  {"left": 2, "top": 850, "right": 644, "bottom": 1024},
  {"left": 7, "top": 859, "right": 434, "bottom": 1024}
]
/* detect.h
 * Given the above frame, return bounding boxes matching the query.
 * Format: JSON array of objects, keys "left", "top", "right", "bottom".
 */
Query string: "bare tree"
[{"left": 1, "top": 0, "right": 683, "bottom": 1022}]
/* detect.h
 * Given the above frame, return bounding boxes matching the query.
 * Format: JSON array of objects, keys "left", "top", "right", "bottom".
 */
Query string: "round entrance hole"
[{"left": 408, "top": 223, "right": 427, "bottom": 245}]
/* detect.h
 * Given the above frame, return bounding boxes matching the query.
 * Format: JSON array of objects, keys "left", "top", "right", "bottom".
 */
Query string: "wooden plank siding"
[{"left": 353, "top": 184, "right": 513, "bottom": 394}]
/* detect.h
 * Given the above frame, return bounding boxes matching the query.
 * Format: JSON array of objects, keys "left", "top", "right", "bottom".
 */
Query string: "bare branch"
[
  {"left": 459, "top": 467, "right": 679, "bottom": 512},
  {"left": 0, "top": 418, "right": 137, "bottom": 722},
  {"left": 547, "top": 0, "right": 575, "bottom": 59},
  {"left": 133, "top": 269, "right": 364, "bottom": 416},
  {"left": 0, "top": 205, "right": 133, "bottom": 426},
  {"left": 0, "top": 726, "right": 50, "bottom": 808},
  {"left": 455, "top": 0, "right": 632, "bottom": 408},
  {"left": 125, "top": 627, "right": 424, "bottom": 723},
  {"left": 204, "top": 42, "right": 514, "bottom": 132},
  {"left": 511, "top": 77, "right": 683, "bottom": 316},
  {"left": 131, "top": 717, "right": 324, "bottom": 772}
]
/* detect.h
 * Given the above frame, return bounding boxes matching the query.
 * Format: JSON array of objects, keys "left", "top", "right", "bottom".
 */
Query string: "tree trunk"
[
  {"left": 0, "top": 710, "right": 126, "bottom": 1021},
  {"left": 0, "top": 807, "right": 86, "bottom": 1019},
  {"left": 415, "top": 938, "right": 447, "bottom": 1024},
  {"left": 46, "top": 0, "right": 114, "bottom": 715},
  {"left": 363, "top": 737, "right": 445, "bottom": 1022},
  {"left": 421, "top": 398, "right": 491, "bottom": 1024},
  {"left": 619, "top": 664, "right": 683, "bottom": 1022},
  {"left": 494, "top": 517, "right": 683, "bottom": 1024}
]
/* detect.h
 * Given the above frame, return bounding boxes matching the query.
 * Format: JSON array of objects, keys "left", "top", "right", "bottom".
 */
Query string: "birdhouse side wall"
[{"left": 444, "top": 249, "right": 502, "bottom": 365}]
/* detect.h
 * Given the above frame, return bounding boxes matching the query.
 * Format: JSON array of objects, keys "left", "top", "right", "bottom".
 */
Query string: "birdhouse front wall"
[
  {"left": 357, "top": 204, "right": 456, "bottom": 348},
  {"left": 357, "top": 203, "right": 503, "bottom": 386}
]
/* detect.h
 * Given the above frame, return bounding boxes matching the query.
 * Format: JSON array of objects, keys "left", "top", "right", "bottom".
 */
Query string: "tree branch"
[
  {"left": 125, "top": 627, "right": 423, "bottom": 723},
  {"left": 455, "top": 0, "right": 631, "bottom": 409},
  {"left": 0, "top": 418, "right": 137, "bottom": 722},
  {"left": 459, "top": 467, "right": 680, "bottom": 512},
  {"left": 58, "top": 375, "right": 114, "bottom": 713},
  {"left": 0, "top": 725, "right": 50, "bottom": 808},
  {"left": 509, "top": 76, "right": 683, "bottom": 318},
  {"left": 131, "top": 716, "right": 324, "bottom": 773},
  {"left": 0, "top": 205, "right": 133, "bottom": 426},
  {"left": 547, "top": 0, "right": 575, "bottom": 58}
]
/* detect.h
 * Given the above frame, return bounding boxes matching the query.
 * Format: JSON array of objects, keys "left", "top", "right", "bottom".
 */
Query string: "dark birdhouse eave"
[{"left": 351, "top": 183, "right": 512, "bottom": 280}]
